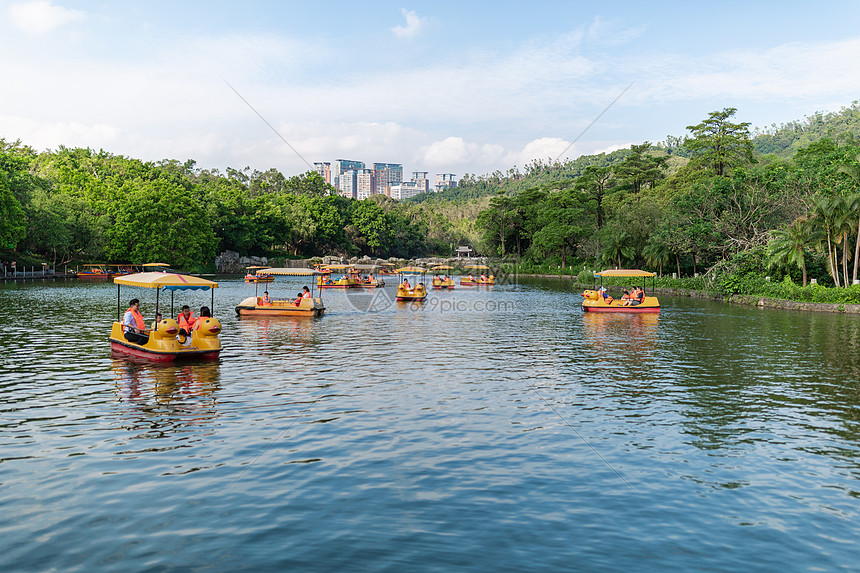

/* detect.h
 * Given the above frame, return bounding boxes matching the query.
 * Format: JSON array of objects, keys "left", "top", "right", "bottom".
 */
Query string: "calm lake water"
[{"left": 1, "top": 275, "right": 859, "bottom": 571}]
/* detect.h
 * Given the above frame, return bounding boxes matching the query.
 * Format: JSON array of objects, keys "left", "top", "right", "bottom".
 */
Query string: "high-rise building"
[
  {"left": 411, "top": 171, "right": 429, "bottom": 195},
  {"left": 435, "top": 173, "right": 457, "bottom": 192},
  {"left": 314, "top": 162, "right": 331, "bottom": 184},
  {"left": 373, "top": 163, "right": 403, "bottom": 196},
  {"left": 338, "top": 169, "right": 358, "bottom": 199},
  {"left": 356, "top": 169, "right": 376, "bottom": 200},
  {"left": 390, "top": 172, "right": 431, "bottom": 200},
  {"left": 332, "top": 159, "right": 365, "bottom": 189}
]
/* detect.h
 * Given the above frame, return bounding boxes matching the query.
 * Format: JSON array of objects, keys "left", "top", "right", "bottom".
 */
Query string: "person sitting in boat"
[
  {"left": 123, "top": 298, "right": 149, "bottom": 345},
  {"left": 598, "top": 286, "right": 614, "bottom": 305},
  {"left": 302, "top": 286, "right": 311, "bottom": 298},
  {"left": 260, "top": 291, "right": 272, "bottom": 306},
  {"left": 468, "top": 273, "right": 474, "bottom": 282},
  {"left": 293, "top": 292, "right": 303, "bottom": 307},
  {"left": 151, "top": 312, "right": 162, "bottom": 331},
  {"left": 177, "top": 305, "right": 197, "bottom": 337},
  {"left": 480, "top": 273, "right": 487, "bottom": 281},
  {"left": 620, "top": 290, "right": 632, "bottom": 306},
  {"left": 366, "top": 274, "right": 374, "bottom": 283},
  {"left": 630, "top": 287, "right": 644, "bottom": 306},
  {"left": 193, "top": 306, "right": 212, "bottom": 331},
  {"left": 402, "top": 278, "right": 411, "bottom": 290}
]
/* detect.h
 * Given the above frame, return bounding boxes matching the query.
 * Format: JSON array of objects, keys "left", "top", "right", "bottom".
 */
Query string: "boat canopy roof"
[
  {"left": 114, "top": 272, "right": 219, "bottom": 291},
  {"left": 396, "top": 266, "right": 426, "bottom": 273},
  {"left": 142, "top": 262, "right": 170, "bottom": 267},
  {"left": 465, "top": 264, "right": 490, "bottom": 270},
  {"left": 351, "top": 264, "right": 381, "bottom": 271},
  {"left": 245, "top": 265, "right": 269, "bottom": 270},
  {"left": 323, "top": 264, "right": 352, "bottom": 270},
  {"left": 259, "top": 267, "right": 325, "bottom": 276},
  {"left": 595, "top": 269, "right": 655, "bottom": 278},
  {"left": 432, "top": 264, "right": 454, "bottom": 270}
]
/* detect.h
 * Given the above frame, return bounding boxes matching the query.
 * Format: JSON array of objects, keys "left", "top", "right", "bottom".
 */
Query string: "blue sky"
[{"left": 2, "top": 1, "right": 860, "bottom": 179}]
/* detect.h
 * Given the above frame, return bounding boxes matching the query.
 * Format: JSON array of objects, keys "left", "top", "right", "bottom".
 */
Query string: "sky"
[{"left": 2, "top": 1, "right": 860, "bottom": 180}]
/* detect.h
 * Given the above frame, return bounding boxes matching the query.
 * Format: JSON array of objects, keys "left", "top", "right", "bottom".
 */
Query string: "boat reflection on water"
[
  {"left": 111, "top": 357, "right": 221, "bottom": 431},
  {"left": 235, "top": 315, "right": 318, "bottom": 351},
  {"left": 581, "top": 311, "right": 659, "bottom": 363}
]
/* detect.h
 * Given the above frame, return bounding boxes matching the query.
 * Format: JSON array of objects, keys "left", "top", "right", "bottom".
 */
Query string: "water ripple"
[{"left": 1, "top": 278, "right": 860, "bottom": 570}]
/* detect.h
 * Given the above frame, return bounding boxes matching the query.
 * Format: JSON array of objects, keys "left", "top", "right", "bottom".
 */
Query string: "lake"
[{"left": 1, "top": 275, "right": 858, "bottom": 571}]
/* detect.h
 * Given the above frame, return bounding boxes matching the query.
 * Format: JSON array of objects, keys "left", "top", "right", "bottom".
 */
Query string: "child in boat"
[
  {"left": 151, "top": 312, "right": 162, "bottom": 331},
  {"left": 177, "top": 305, "right": 197, "bottom": 336},
  {"left": 620, "top": 290, "right": 632, "bottom": 306},
  {"left": 261, "top": 291, "right": 272, "bottom": 305},
  {"left": 293, "top": 292, "right": 303, "bottom": 307}
]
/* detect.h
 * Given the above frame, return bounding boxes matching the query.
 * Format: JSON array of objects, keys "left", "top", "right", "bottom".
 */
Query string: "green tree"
[
  {"left": 837, "top": 153, "right": 860, "bottom": 283},
  {"left": 685, "top": 107, "right": 755, "bottom": 176},
  {"left": 575, "top": 165, "right": 613, "bottom": 229},
  {"left": 347, "top": 201, "right": 394, "bottom": 256},
  {"left": 810, "top": 195, "right": 842, "bottom": 287},
  {"left": 766, "top": 217, "right": 816, "bottom": 286},
  {"left": 0, "top": 172, "right": 26, "bottom": 249},
  {"left": 105, "top": 180, "right": 217, "bottom": 269},
  {"left": 528, "top": 187, "right": 589, "bottom": 267},
  {"left": 613, "top": 142, "right": 668, "bottom": 194}
]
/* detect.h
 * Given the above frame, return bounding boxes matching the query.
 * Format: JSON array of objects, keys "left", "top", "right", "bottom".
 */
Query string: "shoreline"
[{"left": 515, "top": 273, "right": 860, "bottom": 314}]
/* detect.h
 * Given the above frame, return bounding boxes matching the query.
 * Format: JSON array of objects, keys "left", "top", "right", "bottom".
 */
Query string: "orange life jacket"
[
  {"left": 193, "top": 316, "right": 210, "bottom": 331},
  {"left": 177, "top": 311, "right": 196, "bottom": 331},
  {"left": 125, "top": 307, "right": 145, "bottom": 331}
]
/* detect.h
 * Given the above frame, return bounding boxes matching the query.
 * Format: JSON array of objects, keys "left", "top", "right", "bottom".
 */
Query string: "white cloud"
[
  {"left": 512, "top": 137, "right": 574, "bottom": 166},
  {"left": 392, "top": 9, "right": 425, "bottom": 40},
  {"left": 3, "top": 11, "right": 860, "bottom": 179},
  {"left": 8, "top": 1, "right": 85, "bottom": 36},
  {"left": 0, "top": 115, "right": 120, "bottom": 151},
  {"left": 418, "top": 137, "right": 505, "bottom": 171}
]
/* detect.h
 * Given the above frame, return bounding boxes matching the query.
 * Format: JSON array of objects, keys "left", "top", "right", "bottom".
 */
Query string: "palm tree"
[
  {"left": 600, "top": 231, "right": 635, "bottom": 269},
  {"left": 831, "top": 195, "right": 855, "bottom": 287},
  {"left": 643, "top": 234, "right": 672, "bottom": 277},
  {"left": 766, "top": 217, "right": 816, "bottom": 286},
  {"left": 837, "top": 154, "right": 860, "bottom": 283},
  {"left": 811, "top": 196, "right": 841, "bottom": 287}
]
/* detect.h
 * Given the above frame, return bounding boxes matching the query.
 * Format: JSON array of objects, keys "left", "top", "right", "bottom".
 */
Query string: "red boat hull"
[{"left": 110, "top": 340, "right": 220, "bottom": 362}]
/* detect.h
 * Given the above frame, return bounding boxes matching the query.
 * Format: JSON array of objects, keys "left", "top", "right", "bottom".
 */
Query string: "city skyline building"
[
  {"left": 332, "top": 159, "right": 365, "bottom": 190},
  {"left": 318, "top": 158, "right": 454, "bottom": 200},
  {"left": 313, "top": 161, "right": 331, "bottom": 185}
]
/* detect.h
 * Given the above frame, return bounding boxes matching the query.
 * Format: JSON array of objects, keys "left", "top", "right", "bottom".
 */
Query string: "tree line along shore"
[{"left": 5, "top": 104, "right": 860, "bottom": 307}]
